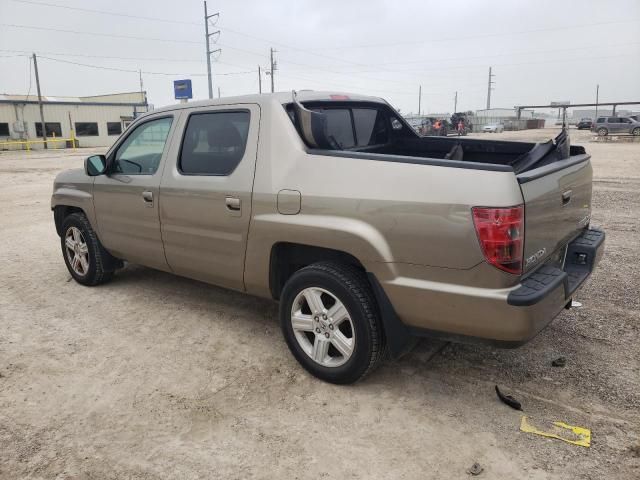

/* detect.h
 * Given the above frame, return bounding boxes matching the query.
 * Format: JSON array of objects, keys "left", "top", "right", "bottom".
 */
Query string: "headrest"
[{"left": 207, "top": 121, "right": 243, "bottom": 149}]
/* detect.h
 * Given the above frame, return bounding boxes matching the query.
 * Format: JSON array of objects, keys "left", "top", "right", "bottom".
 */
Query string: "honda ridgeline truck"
[{"left": 51, "top": 91, "right": 605, "bottom": 384}]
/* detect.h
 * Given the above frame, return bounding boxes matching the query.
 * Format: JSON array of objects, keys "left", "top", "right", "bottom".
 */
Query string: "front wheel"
[
  {"left": 61, "top": 212, "right": 115, "bottom": 286},
  {"left": 279, "top": 262, "right": 385, "bottom": 384}
]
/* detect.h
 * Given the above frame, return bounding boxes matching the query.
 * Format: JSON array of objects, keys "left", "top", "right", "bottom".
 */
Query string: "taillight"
[{"left": 472, "top": 205, "right": 524, "bottom": 275}]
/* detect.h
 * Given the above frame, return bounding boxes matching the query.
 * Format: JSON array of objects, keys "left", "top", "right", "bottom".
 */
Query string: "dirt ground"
[{"left": 1, "top": 128, "right": 638, "bottom": 480}]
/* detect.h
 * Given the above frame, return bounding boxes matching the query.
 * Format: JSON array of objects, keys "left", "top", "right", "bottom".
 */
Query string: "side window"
[
  {"left": 179, "top": 111, "right": 250, "bottom": 175},
  {"left": 114, "top": 116, "right": 173, "bottom": 175},
  {"left": 607, "top": 118, "right": 620, "bottom": 124},
  {"left": 596, "top": 117, "right": 605, "bottom": 123},
  {"left": 75, "top": 122, "right": 99, "bottom": 136},
  {"left": 107, "top": 122, "right": 123, "bottom": 135},
  {"left": 36, "top": 122, "right": 63, "bottom": 137}
]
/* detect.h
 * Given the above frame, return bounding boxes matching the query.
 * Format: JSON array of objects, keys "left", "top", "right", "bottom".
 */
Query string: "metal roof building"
[{"left": 0, "top": 91, "right": 149, "bottom": 149}]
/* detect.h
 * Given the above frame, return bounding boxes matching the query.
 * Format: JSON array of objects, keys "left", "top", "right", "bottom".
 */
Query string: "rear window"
[
  {"left": 596, "top": 117, "right": 605, "bottom": 123},
  {"left": 309, "top": 106, "right": 389, "bottom": 149},
  {"left": 316, "top": 108, "right": 355, "bottom": 149},
  {"left": 353, "top": 108, "right": 388, "bottom": 146}
]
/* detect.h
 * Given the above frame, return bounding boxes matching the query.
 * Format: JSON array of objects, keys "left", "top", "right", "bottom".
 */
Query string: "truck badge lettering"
[{"left": 525, "top": 248, "right": 547, "bottom": 268}]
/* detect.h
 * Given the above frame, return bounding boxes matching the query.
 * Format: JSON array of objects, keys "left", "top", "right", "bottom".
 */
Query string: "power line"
[
  {"left": 0, "top": 48, "right": 260, "bottom": 71},
  {"left": 9, "top": 0, "right": 201, "bottom": 25},
  {"left": 0, "top": 23, "right": 270, "bottom": 59},
  {"left": 37, "top": 56, "right": 256, "bottom": 77},
  {"left": 306, "top": 17, "right": 640, "bottom": 51},
  {"left": 0, "top": 23, "right": 201, "bottom": 44},
  {"left": 333, "top": 41, "right": 640, "bottom": 70}
]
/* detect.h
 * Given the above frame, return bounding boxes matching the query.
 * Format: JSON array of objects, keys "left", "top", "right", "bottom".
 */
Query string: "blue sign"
[{"left": 174, "top": 79, "right": 193, "bottom": 100}]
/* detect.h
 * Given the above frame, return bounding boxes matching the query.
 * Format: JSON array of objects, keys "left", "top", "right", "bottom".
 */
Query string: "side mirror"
[{"left": 85, "top": 155, "right": 107, "bottom": 176}]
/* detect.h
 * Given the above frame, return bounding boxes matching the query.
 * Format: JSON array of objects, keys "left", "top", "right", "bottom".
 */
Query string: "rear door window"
[{"left": 179, "top": 111, "right": 250, "bottom": 175}]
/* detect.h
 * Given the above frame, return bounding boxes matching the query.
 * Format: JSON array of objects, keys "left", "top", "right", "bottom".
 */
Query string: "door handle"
[
  {"left": 562, "top": 189, "right": 572, "bottom": 206},
  {"left": 142, "top": 191, "right": 154, "bottom": 207},
  {"left": 225, "top": 196, "right": 241, "bottom": 213}
]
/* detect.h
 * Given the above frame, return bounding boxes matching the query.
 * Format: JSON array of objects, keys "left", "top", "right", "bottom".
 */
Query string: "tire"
[
  {"left": 597, "top": 127, "right": 608, "bottom": 136},
  {"left": 279, "top": 262, "right": 385, "bottom": 384},
  {"left": 632, "top": 128, "right": 640, "bottom": 136},
  {"left": 60, "top": 212, "right": 116, "bottom": 286}
]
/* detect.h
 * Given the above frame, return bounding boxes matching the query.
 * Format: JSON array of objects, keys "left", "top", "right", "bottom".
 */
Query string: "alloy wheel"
[
  {"left": 65, "top": 226, "right": 90, "bottom": 276},
  {"left": 290, "top": 287, "right": 355, "bottom": 367}
]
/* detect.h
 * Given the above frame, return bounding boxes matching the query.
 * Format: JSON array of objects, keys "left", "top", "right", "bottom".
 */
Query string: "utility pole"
[
  {"left": 138, "top": 69, "right": 145, "bottom": 104},
  {"left": 454, "top": 91, "right": 458, "bottom": 113},
  {"left": 269, "top": 48, "right": 277, "bottom": 93},
  {"left": 218, "top": 87, "right": 221, "bottom": 99},
  {"left": 32, "top": 53, "right": 47, "bottom": 149},
  {"left": 258, "top": 66, "right": 262, "bottom": 94},
  {"left": 204, "top": 1, "right": 220, "bottom": 100},
  {"left": 595, "top": 84, "right": 599, "bottom": 119},
  {"left": 486, "top": 67, "right": 495, "bottom": 110},
  {"left": 418, "top": 85, "right": 422, "bottom": 115}
]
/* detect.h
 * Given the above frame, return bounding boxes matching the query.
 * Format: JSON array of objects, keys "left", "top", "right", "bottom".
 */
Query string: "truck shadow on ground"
[
  {"left": 101, "top": 261, "right": 639, "bottom": 420},
  {"left": 104, "top": 264, "right": 584, "bottom": 396}
]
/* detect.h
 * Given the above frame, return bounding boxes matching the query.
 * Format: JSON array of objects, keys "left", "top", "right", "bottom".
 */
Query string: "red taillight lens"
[{"left": 472, "top": 205, "right": 524, "bottom": 275}]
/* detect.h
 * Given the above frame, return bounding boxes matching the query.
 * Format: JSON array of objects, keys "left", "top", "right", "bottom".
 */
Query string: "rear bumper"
[
  {"left": 507, "top": 228, "right": 604, "bottom": 307},
  {"left": 376, "top": 228, "right": 605, "bottom": 349}
]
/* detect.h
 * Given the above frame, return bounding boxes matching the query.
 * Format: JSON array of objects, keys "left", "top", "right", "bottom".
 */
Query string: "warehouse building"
[{"left": 0, "top": 91, "right": 149, "bottom": 149}]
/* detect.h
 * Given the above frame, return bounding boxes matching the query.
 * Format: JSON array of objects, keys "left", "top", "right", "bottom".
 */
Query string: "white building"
[{"left": 0, "top": 91, "right": 149, "bottom": 149}]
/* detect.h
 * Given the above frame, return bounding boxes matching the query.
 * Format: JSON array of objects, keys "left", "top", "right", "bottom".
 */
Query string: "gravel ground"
[{"left": 0, "top": 128, "right": 639, "bottom": 479}]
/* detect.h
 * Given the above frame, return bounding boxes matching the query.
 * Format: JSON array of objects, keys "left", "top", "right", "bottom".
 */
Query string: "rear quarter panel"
[{"left": 243, "top": 99, "right": 525, "bottom": 297}]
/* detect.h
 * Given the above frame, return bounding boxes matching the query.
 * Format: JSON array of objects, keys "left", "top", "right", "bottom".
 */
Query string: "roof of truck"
[{"left": 149, "top": 91, "right": 387, "bottom": 115}]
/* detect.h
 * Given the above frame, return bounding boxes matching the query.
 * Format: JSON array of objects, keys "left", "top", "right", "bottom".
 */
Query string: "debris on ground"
[
  {"left": 629, "top": 444, "right": 640, "bottom": 458},
  {"left": 551, "top": 357, "right": 567, "bottom": 367},
  {"left": 520, "top": 416, "right": 591, "bottom": 447},
  {"left": 467, "top": 462, "right": 484, "bottom": 476},
  {"left": 495, "top": 385, "right": 522, "bottom": 411}
]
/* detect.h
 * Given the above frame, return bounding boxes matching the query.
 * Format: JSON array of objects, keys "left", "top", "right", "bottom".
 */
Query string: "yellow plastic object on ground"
[{"left": 520, "top": 416, "right": 591, "bottom": 447}]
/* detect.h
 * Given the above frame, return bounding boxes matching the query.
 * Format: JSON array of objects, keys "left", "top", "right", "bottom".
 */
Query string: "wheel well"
[
  {"left": 53, "top": 205, "right": 84, "bottom": 236},
  {"left": 269, "top": 242, "right": 365, "bottom": 300}
]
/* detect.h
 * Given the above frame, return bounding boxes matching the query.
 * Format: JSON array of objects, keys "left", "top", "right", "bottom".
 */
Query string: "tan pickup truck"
[{"left": 52, "top": 91, "right": 605, "bottom": 384}]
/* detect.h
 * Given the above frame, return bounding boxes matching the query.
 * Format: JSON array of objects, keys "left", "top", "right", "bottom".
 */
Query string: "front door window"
[{"left": 114, "top": 117, "right": 173, "bottom": 175}]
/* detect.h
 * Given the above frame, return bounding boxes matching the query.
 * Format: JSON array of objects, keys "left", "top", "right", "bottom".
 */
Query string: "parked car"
[
  {"left": 576, "top": 118, "right": 593, "bottom": 130},
  {"left": 483, "top": 123, "right": 504, "bottom": 133},
  {"left": 592, "top": 116, "right": 640, "bottom": 136},
  {"left": 52, "top": 91, "right": 604, "bottom": 384}
]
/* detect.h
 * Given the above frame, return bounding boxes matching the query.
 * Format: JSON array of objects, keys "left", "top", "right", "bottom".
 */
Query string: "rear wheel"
[
  {"left": 632, "top": 127, "right": 640, "bottom": 136},
  {"left": 61, "top": 212, "right": 115, "bottom": 286},
  {"left": 597, "top": 127, "right": 608, "bottom": 136},
  {"left": 279, "top": 262, "right": 385, "bottom": 384}
]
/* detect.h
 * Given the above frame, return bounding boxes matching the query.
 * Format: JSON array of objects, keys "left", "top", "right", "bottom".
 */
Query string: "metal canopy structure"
[{"left": 514, "top": 101, "right": 640, "bottom": 119}]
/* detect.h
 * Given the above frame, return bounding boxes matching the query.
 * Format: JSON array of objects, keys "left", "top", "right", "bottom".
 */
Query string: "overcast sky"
[{"left": 1, "top": 0, "right": 639, "bottom": 114}]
